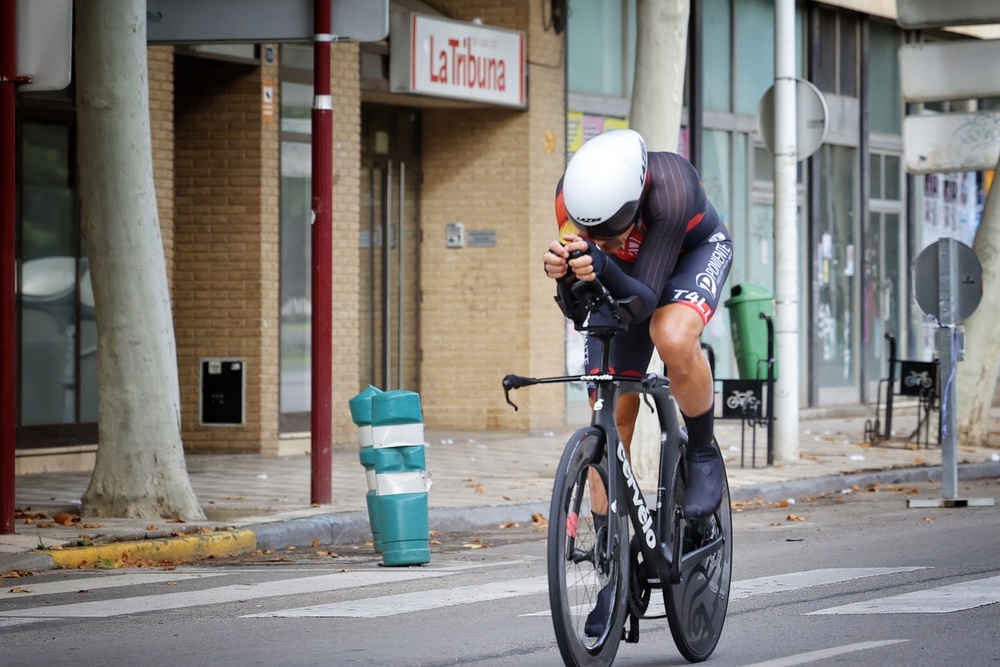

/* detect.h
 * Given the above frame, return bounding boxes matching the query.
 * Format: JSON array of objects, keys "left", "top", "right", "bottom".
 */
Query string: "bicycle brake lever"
[
  {"left": 503, "top": 374, "right": 539, "bottom": 411},
  {"left": 642, "top": 389, "right": 655, "bottom": 414},
  {"left": 504, "top": 387, "right": 519, "bottom": 411}
]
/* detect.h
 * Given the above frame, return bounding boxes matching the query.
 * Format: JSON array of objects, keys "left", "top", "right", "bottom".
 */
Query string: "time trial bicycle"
[{"left": 503, "top": 274, "right": 732, "bottom": 666}]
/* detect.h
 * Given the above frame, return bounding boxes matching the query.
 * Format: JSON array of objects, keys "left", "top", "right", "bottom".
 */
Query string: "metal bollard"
[
  {"left": 348, "top": 385, "right": 384, "bottom": 553},
  {"left": 371, "top": 389, "right": 432, "bottom": 566}
]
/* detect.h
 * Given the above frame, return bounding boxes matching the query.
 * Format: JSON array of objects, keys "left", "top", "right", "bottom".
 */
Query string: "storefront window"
[
  {"left": 733, "top": 0, "right": 775, "bottom": 116},
  {"left": 279, "top": 45, "right": 313, "bottom": 433},
  {"left": 567, "top": 0, "right": 636, "bottom": 99},
  {"left": 702, "top": 0, "right": 732, "bottom": 113},
  {"left": 19, "top": 120, "right": 93, "bottom": 429},
  {"left": 868, "top": 21, "right": 902, "bottom": 135}
]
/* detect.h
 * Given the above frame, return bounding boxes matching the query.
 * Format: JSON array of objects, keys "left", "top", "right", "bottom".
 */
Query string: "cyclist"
[{"left": 543, "top": 129, "right": 733, "bottom": 633}]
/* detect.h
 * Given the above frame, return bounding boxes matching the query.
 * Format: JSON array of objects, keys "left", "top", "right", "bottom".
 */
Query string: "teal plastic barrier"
[
  {"left": 370, "top": 390, "right": 431, "bottom": 566},
  {"left": 349, "top": 385, "right": 384, "bottom": 553}
]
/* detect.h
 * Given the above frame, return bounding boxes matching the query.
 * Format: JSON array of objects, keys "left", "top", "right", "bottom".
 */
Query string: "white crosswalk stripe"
[
  {"left": 0, "top": 571, "right": 227, "bottom": 599},
  {"left": 0, "top": 569, "right": 454, "bottom": 620},
  {"left": 809, "top": 574, "right": 1000, "bottom": 615},
  {"left": 730, "top": 567, "right": 928, "bottom": 599},
  {"left": 246, "top": 576, "right": 550, "bottom": 618},
  {"left": 4, "top": 565, "right": 1000, "bottom": 626}
]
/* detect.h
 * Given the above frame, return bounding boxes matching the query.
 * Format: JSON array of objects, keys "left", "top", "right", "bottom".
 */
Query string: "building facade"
[{"left": 12, "top": 0, "right": 999, "bottom": 472}]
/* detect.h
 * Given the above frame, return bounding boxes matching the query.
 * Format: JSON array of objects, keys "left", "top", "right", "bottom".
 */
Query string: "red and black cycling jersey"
[{"left": 555, "top": 151, "right": 729, "bottom": 323}]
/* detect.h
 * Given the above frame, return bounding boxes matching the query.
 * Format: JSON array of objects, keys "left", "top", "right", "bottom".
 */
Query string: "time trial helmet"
[{"left": 562, "top": 129, "right": 648, "bottom": 239}]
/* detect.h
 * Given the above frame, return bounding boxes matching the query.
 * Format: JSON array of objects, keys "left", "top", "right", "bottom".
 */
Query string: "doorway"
[{"left": 360, "top": 105, "right": 421, "bottom": 392}]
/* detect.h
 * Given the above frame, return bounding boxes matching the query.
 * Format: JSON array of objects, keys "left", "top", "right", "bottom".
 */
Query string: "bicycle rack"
[
  {"left": 708, "top": 313, "right": 776, "bottom": 468},
  {"left": 864, "top": 333, "right": 939, "bottom": 448}
]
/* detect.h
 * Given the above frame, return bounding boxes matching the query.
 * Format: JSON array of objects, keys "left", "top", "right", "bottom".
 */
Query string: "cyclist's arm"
[{"left": 583, "top": 240, "right": 659, "bottom": 322}]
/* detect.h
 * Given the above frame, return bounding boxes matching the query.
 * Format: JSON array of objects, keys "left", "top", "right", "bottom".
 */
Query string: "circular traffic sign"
[
  {"left": 912, "top": 238, "right": 982, "bottom": 323},
  {"left": 756, "top": 79, "right": 829, "bottom": 161}
]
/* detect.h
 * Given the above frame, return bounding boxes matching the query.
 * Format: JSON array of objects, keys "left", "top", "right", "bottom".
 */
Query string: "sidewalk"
[{"left": 3, "top": 407, "right": 999, "bottom": 573}]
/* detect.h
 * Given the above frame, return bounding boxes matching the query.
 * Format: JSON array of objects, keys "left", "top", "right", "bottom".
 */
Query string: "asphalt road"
[{"left": 2, "top": 477, "right": 999, "bottom": 667}]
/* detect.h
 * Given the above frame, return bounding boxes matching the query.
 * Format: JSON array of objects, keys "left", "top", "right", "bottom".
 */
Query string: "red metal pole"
[
  {"left": 310, "top": 0, "right": 333, "bottom": 505},
  {"left": 1, "top": 0, "right": 18, "bottom": 534}
]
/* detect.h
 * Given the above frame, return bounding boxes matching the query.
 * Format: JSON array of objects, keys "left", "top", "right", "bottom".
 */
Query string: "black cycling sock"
[{"left": 682, "top": 405, "right": 714, "bottom": 453}]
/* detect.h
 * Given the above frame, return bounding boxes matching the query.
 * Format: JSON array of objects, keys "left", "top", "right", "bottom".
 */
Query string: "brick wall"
[
  {"left": 173, "top": 54, "right": 279, "bottom": 454},
  {"left": 329, "top": 43, "right": 363, "bottom": 442},
  {"left": 148, "top": 46, "right": 175, "bottom": 284},
  {"left": 418, "top": 1, "right": 568, "bottom": 430}
]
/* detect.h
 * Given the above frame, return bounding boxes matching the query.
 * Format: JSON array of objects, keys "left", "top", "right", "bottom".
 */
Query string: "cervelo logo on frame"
[{"left": 618, "top": 440, "right": 656, "bottom": 548}]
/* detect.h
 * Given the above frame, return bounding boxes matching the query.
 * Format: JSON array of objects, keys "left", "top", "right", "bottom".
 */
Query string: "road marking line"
[
  {"left": 809, "top": 574, "right": 1000, "bottom": 614},
  {"left": 731, "top": 567, "right": 927, "bottom": 599},
  {"left": 0, "top": 572, "right": 227, "bottom": 599},
  {"left": 245, "top": 576, "right": 550, "bottom": 618},
  {"left": 0, "top": 617, "right": 49, "bottom": 629},
  {"left": 520, "top": 568, "right": 925, "bottom": 619},
  {"left": 740, "top": 640, "right": 909, "bottom": 667},
  {"left": 0, "top": 570, "right": 452, "bottom": 619}
]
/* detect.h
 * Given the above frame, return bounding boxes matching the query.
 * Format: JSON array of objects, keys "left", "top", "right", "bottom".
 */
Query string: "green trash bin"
[{"left": 723, "top": 283, "right": 777, "bottom": 381}]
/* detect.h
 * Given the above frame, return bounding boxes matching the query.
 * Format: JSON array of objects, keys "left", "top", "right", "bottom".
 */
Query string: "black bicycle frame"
[
  {"left": 587, "top": 335, "right": 721, "bottom": 587},
  {"left": 502, "top": 270, "right": 724, "bottom": 588},
  {"left": 503, "top": 330, "right": 726, "bottom": 587}
]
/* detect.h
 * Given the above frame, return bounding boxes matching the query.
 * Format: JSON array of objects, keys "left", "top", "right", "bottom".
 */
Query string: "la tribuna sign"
[{"left": 390, "top": 12, "right": 526, "bottom": 109}]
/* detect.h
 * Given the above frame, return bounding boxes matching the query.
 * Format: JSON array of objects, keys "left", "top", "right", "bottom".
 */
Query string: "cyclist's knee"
[{"left": 652, "top": 330, "right": 704, "bottom": 378}]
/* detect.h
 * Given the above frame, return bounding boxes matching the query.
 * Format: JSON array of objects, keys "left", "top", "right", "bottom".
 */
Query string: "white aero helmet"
[{"left": 563, "top": 129, "right": 648, "bottom": 239}]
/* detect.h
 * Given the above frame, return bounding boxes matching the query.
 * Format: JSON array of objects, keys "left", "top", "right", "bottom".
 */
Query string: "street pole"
[
  {"left": 1, "top": 0, "right": 18, "bottom": 534},
  {"left": 773, "top": 0, "right": 799, "bottom": 462},
  {"left": 310, "top": 0, "right": 333, "bottom": 505}
]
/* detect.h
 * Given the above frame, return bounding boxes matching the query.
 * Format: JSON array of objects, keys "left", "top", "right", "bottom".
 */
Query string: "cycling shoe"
[
  {"left": 585, "top": 582, "right": 614, "bottom": 637},
  {"left": 683, "top": 441, "right": 724, "bottom": 519}
]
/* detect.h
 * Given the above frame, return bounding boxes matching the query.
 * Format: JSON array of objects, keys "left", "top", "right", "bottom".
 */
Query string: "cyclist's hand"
[
  {"left": 562, "top": 235, "right": 597, "bottom": 282},
  {"left": 543, "top": 239, "right": 573, "bottom": 280}
]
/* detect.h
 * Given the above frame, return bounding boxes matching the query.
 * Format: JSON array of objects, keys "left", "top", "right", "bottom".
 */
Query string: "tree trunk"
[
  {"left": 75, "top": 0, "right": 204, "bottom": 519},
  {"left": 630, "top": 0, "right": 689, "bottom": 152},
  {"left": 629, "top": 0, "right": 691, "bottom": 479},
  {"left": 956, "top": 163, "right": 1000, "bottom": 448}
]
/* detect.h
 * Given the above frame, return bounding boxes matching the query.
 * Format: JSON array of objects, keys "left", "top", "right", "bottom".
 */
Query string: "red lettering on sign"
[{"left": 427, "top": 34, "right": 508, "bottom": 93}]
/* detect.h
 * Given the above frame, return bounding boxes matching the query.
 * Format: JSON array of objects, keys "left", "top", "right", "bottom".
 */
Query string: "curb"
[
  {"left": 729, "top": 460, "right": 1000, "bottom": 503},
  {"left": 3, "top": 530, "right": 257, "bottom": 572},
  {"left": 4, "top": 462, "right": 997, "bottom": 574}
]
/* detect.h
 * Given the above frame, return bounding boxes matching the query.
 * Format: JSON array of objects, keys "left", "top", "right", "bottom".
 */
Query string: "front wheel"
[
  {"left": 664, "top": 454, "right": 733, "bottom": 663},
  {"left": 548, "top": 428, "right": 629, "bottom": 667}
]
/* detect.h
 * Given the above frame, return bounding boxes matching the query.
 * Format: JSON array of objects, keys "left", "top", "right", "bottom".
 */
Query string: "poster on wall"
[
  {"left": 566, "top": 112, "right": 629, "bottom": 160},
  {"left": 920, "top": 171, "right": 980, "bottom": 250}
]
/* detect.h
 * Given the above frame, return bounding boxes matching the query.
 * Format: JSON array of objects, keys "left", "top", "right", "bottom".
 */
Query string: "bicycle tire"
[
  {"left": 663, "top": 450, "right": 733, "bottom": 663},
  {"left": 548, "top": 427, "right": 630, "bottom": 667}
]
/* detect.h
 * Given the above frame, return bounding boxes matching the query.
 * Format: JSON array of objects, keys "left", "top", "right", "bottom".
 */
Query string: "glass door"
[
  {"left": 359, "top": 105, "right": 421, "bottom": 392},
  {"left": 815, "top": 144, "right": 860, "bottom": 405},
  {"left": 862, "top": 211, "right": 902, "bottom": 402}
]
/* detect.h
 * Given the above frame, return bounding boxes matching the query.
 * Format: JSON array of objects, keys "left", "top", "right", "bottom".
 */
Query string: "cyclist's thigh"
[{"left": 661, "top": 232, "right": 733, "bottom": 325}]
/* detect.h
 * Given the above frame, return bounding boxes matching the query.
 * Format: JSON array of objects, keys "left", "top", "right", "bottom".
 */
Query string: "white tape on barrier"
[
  {"left": 376, "top": 470, "right": 432, "bottom": 496},
  {"left": 372, "top": 423, "right": 426, "bottom": 448},
  {"left": 366, "top": 468, "right": 377, "bottom": 492},
  {"left": 357, "top": 425, "right": 373, "bottom": 448}
]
